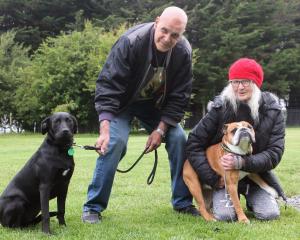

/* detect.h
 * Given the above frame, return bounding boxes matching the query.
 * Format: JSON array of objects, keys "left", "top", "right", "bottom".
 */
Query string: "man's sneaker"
[
  {"left": 82, "top": 211, "right": 102, "bottom": 224},
  {"left": 174, "top": 205, "right": 200, "bottom": 217}
]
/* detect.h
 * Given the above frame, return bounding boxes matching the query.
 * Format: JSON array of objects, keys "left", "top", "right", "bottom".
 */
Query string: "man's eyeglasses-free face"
[
  {"left": 230, "top": 80, "right": 251, "bottom": 87},
  {"left": 159, "top": 26, "right": 184, "bottom": 41}
]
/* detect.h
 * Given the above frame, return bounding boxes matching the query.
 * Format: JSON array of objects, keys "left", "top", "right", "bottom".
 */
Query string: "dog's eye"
[
  {"left": 248, "top": 125, "right": 253, "bottom": 129},
  {"left": 231, "top": 128, "right": 237, "bottom": 134}
]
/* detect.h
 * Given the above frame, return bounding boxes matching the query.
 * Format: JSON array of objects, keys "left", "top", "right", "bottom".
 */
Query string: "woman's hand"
[{"left": 220, "top": 153, "right": 244, "bottom": 170}]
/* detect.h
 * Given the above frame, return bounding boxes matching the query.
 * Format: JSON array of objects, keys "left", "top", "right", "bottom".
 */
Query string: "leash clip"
[{"left": 73, "top": 143, "right": 101, "bottom": 151}]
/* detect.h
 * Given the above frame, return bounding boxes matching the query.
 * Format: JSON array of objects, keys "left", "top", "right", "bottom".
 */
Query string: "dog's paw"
[
  {"left": 207, "top": 217, "right": 217, "bottom": 222},
  {"left": 239, "top": 217, "right": 250, "bottom": 224},
  {"left": 42, "top": 229, "right": 51, "bottom": 235},
  {"left": 58, "top": 220, "right": 66, "bottom": 226},
  {"left": 201, "top": 212, "right": 216, "bottom": 221}
]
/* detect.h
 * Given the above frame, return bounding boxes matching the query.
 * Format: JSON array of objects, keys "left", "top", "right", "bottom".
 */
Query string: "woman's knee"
[
  {"left": 213, "top": 208, "right": 237, "bottom": 221},
  {"left": 253, "top": 205, "right": 280, "bottom": 220},
  {"left": 246, "top": 185, "right": 280, "bottom": 220},
  {"left": 212, "top": 189, "right": 237, "bottom": 221}
]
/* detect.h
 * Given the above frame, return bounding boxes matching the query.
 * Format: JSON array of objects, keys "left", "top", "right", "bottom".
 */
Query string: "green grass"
[{"left": 0, "top": 128, "right": 299, "bottom": 240}]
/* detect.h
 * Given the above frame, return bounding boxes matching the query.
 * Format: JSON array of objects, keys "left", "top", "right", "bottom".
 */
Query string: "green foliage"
[
  {"left": 1, "top": 1, "right": 300, "bottom": 128},
  {"left": 15, "top": 22, "right": 125, "bottom": 130},
  {"left": 0, "top": 30, "right": 30, "bottom": 118},
  {"left": 0, "top": 0, "right": 172, "bottom": 49},
  {"left": 187, "top": 0, "right": 300, "bottom": 110},
  {"left": 0, "top": 0, "right": 78, "bottom": 49}
]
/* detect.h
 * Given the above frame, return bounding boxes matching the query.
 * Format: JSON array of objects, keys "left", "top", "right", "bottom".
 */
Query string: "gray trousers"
[{"left": 212, "top": 181, "right": 280, "bottom": 221}]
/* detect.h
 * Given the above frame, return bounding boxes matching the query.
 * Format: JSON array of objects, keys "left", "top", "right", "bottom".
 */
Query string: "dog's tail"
[{"left": 29, "top": 211, "right": 58, "bottom": 225}]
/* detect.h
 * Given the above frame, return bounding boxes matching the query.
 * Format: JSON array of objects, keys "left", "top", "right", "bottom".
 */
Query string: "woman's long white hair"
[{"left": 220, "top": 82, "right": 262, "bottom": 123}]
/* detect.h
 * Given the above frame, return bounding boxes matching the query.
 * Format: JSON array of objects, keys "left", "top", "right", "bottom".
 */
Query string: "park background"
[
  {"left": 0, "top": 0, "right": 300, "bottom": 132},
  {"left": 0, "top": 1, "right": 300, "bottom": 239}
]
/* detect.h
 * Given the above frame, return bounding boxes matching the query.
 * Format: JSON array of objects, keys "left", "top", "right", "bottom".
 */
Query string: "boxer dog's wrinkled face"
[{"left": 222, "top": 121, "right": 255, "bottom": 155}]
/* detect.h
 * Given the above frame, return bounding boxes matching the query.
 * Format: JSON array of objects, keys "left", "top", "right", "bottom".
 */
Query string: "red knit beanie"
[{"left": 228, "top": 58, "right": 264, "bottom": 88}]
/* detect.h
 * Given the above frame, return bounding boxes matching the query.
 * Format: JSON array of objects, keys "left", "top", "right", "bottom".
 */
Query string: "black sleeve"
[
  {"left": 242, "top": 110, "right": 285, "bottom": 172},
  {"left": 185, "top": 107, "right": 221, "bottom": 187},
  {"left": 95, "top": 36, "right": 132, "bottom": 116}
]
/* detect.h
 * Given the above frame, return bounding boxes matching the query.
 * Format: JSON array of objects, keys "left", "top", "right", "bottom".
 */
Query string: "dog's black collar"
[
  {"left": 220, "top": 143, "right": 249, "bottom": 156},
  {"left": 45, "top": 137, "right": 74, "bottom": 156}
]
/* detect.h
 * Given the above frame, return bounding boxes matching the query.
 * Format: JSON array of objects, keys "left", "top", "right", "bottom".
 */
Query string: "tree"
[
  {"left": 0, "top": 0, "right": 172, "bottom": 50},
  {"left": 15, "top": 22, "right": 124, "bottom": 131},
  {"left": 186, "top": 0, "right": 300, "bottom": 113},
  {"left": 0, "top": 30, "right": 30, "bottom": 123},
  {"left": 0, "top": 0, "right": 78, "bottom": 50}
]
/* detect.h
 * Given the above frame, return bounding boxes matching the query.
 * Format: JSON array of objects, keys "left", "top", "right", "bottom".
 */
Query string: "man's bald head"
[
  {"left": 160, "top": 6, "right": 188, "bottom": 27},
  {"left": 154, "top": 6, "right": 188, "bottom": 52}
]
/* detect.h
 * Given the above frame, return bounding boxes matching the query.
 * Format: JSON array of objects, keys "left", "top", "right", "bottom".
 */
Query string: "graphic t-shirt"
[
  {"left": 139, "top": 46, "right": 168, "bottom": 100},
  {"left": 140, "top": 66, "right": 166, "bottom": 99}
]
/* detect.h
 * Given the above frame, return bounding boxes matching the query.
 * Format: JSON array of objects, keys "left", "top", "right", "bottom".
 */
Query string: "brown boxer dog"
[{"left": 183, "top": 121, "right": 278, "bottom": 223}]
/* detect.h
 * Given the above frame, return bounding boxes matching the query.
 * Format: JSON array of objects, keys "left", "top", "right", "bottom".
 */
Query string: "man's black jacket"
[{"left": 95, "top": 23, "right": 192, "bottom": 126}]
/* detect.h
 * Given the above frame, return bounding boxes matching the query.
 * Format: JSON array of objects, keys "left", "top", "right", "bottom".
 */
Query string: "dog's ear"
[
  {"left": 71, "top": 115, "right": 78, "bottom": 134},
  {"left": 222, "top": 124, "right": 229, "bottom": 135},
  {"left": 41, "top": 117, "right": 50, "bottom": 135}
]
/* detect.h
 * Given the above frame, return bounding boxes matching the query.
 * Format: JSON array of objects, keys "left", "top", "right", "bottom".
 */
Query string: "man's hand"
[
  {"left": 145, "top": 130, "right": 162, "bottom": 153},
  {"left": 145, "top": 121, "right": 168, "bottom": 153},
  {"left": 95, "top": 120, "right": 110, "bottom": 155},
  {"left": 220, "top": 153, "right": 244, "bottom": 170}
]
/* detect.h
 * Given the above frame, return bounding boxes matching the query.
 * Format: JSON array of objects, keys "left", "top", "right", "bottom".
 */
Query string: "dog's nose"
[
  {"left": 62, "top": 129, "right": 71, "bottom": 135},
  {"left": 240, "top": 127, "right": 248, "bottom": 132}
]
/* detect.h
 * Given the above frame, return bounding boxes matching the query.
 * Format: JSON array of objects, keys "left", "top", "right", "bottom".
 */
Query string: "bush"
[{"left": 15, "top": 22, "right": 125, "bottom": 131}]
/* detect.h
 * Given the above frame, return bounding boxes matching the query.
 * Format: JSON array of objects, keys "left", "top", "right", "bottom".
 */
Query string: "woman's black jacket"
[{"left": 186, "top": 92, "right": 286, "bottom": 198}]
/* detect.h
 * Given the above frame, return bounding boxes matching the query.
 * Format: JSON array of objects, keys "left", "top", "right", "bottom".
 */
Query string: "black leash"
[
  {"left": 116, "top": 148, "right": 158, "bottom": 185},
  {"left": 72, "top": 143, "right": 158, "bottom": 185}
]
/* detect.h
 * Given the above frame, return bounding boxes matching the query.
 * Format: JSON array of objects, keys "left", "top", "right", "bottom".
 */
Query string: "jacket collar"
[{"left": 261, "top": 92, "right": 282, "bottom": 111}]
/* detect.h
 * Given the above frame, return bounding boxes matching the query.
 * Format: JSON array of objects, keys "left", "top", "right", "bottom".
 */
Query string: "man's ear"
[
  {"left": 41, "top": 117, "right": 50, "bottom": 135},
  {"left": 154, "top": 16, "right": 160, "bottom": 27},
  {"left": 222, "top": 124, "right": 229, "bottom": 135},
  {"left": 71, "top": 115, "right": 78, "bottom": 134}
]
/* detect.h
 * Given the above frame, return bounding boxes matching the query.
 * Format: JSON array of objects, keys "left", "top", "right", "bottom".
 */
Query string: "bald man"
[{"left": 82, "top": 6, "right": 197, "bottom": 224}]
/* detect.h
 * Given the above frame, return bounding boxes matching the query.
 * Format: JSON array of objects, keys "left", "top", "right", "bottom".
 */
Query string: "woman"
[{"left": 186, "top": 58, "right": 285, "bottom": 221}]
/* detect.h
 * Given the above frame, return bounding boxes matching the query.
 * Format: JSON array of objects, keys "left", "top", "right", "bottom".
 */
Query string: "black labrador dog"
[{"left": 0, "top": 112, "right": 77, "bottom": 234}]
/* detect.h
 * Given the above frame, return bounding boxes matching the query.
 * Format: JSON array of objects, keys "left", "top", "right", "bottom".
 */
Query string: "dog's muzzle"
[
  {"left": 55, "top": 130, "right": 73, "bottom": 144},
  {"left": 233, "top": 128, "right": 255, "bottom": 145}
]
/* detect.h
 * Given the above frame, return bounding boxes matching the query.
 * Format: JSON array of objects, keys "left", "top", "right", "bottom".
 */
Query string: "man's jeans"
[{"left": 83, "top": 101, "right": 192, "bottom": 213}]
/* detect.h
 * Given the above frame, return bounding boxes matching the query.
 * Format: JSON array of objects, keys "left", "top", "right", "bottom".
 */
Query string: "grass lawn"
[{"left": 0, "top": 128, "right": 299, "bottom": 239}]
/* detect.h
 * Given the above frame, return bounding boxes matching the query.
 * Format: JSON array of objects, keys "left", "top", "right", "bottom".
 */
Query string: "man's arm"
[
  {"left": 95, "top": 120, "right": 110, "bottom": 155},
  {"left": 95, "top": 36, "right": 133, "bottom": 118},
  {"left": 94, "top": 36, "right": 133, "bottom": 155}
]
